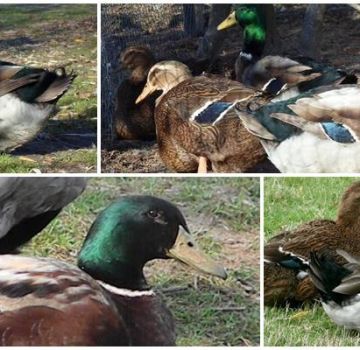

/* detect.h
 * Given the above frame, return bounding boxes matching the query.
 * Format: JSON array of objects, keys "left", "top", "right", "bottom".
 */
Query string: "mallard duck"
[
  {"left": 217, "top": 5, "right": 357, "bottom": 96},
  {"left": 113, "top": 46, "right": 158, "bottom": 141},
  {"left": 0, "top": 61, "right": 76, "bottom": 151},
  {"left": 235, "top": 84, "right": 360, "bottom": 173},
  {"left": 0, "top": 177, "right": 86, "bottom": 254},
  {"left": 264, "top": 181, "right": 360, "bottom": 306},
  {"left": 308, "top": 250, "right": 360, "bottom": 330},
  {"left": 136, "top": 60, "right": 271, "bottom": 173},
  {"left": 0, "top": 195, "right": 227, "bottom": 345}
]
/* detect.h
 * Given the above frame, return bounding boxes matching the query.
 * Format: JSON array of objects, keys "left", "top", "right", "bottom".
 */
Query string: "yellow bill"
[
  {"left": 217, "top": 11, "right": 237, "bottom": 31},
  {"left": 166, "top": 229, "right": 227, "bottom": 280},
  {"left": 135, "top": 83, "right": 154, "bottom": 104}
]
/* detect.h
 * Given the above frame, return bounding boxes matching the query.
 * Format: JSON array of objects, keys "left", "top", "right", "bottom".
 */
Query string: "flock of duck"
[
  {"left": 115, "top": 5, "right": 360, "bottom": 173},
  {"left": 265, "top": 181, "right": 360, "bottom": 331},
  {"left": 0, "top": 178, "right": 227, "bottom": 345}
]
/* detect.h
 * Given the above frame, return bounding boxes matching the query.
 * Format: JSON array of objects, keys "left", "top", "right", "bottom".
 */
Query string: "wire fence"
[{"left": 101, "top": 4, "right": 208, "bottom": 147}]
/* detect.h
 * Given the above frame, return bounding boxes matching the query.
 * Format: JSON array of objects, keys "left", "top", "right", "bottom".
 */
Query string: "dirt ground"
[{"left": 101, "top": 4, "right": 360, "bottom": 173}]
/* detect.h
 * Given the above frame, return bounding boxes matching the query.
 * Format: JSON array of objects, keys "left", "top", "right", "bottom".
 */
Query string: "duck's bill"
[
  {"left": 135, "top": 84, "right": 154, "bottom": 104},
  {"left": 166, "top": 229, "right": 227, "bottom": 280},
  {"left": 217, "top": 11, "right": 237, "bottom": 31}
]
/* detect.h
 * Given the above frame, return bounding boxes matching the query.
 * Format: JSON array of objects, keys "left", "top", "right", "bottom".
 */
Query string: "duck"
[
  {"left": 0, "top": 61, "right": 76, "bottom": 151},
  {"left": 307, "top": 250, "right": 360, "bottom": 330},
  {"left": 135, "top": 60, "right": 272, "bottom": 173},
  {"left": 217, "top": 5, "right": 357, "bottom": 97},
  {"left": 264, "top": 181, "right": 360, "bottom": 306},
  {"left": 0, "top": 195, "right": 227, "bottom": 345},
  {"left": 0, "top": 177, "right": 87, "bottom": 254},
  {"left": 266, "top": 247, "right": 360, "bottom": 330},
  {"left": 235, "top": 84, "right": 360, "bottom": 173},
  {"left": 113, "top": 46, "right": 158, "bottom": 141}
]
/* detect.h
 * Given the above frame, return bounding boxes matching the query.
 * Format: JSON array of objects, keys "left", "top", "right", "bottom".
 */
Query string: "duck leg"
[{"left": 198, "top": 156, "right": 208, "bottom": 173}]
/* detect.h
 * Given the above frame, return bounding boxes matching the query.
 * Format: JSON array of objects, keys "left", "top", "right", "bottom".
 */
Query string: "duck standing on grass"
[
  {"left": 136, "top": 60, "right": 270, "bottom": 173},
  {"left": 264, "top": 181, "right": 360, "bottom": 306},
  {"left": 0, "top": 61, "right": 76, "bottom": 151},
  {"left": 0, "top": 177, "right": 87, "bottom": 254},
  {"left": 0, "top": 195, "right": 227, "bottom": 345}
]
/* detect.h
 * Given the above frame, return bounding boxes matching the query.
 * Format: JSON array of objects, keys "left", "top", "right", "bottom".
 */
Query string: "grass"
[
  {"left": 22, "top": 177, "right": 260, "bottom": 346},
  {"left": 0, "top": 4, "right": 97, "bottom": 173},
  {"left": 264, "top": 177, "right": 360, "bottom": 346}
]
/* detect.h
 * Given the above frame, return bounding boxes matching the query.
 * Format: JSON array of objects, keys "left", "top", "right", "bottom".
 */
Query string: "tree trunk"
[{"left": 299, "top": 4, "right": 326, "bottom": 59}]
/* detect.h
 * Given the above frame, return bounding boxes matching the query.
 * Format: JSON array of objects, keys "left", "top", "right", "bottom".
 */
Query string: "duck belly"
[
  {"left": 322, "top": 298, "right": 360, "bottom": 330},
  {"left": 263, "top": 133, "right": 360, "bottom": 173},
  {"left": 0, "top": 94, "right": 54, "bottom": 151}
]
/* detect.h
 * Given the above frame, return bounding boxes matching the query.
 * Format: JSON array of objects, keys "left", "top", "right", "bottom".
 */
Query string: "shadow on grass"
[{"left": 11, "top": 107, "right": 97, "bottom": 156}]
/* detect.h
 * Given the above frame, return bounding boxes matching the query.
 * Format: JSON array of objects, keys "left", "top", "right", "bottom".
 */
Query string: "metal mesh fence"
[{"left": 101, "top": 4, "right": 207, "bottom": 147}]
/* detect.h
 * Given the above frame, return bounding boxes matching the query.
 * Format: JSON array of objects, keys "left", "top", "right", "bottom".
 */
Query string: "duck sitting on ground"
[
  {"left": 113, "top": 46, "right": 158, "bottom": 141},
  {"left": 217, "top": 5, "right": 357, "bottom": 97},
  {"left": 0, "top": 177, "right": 87, "bottom": 254},
  {"left": 235, "top": 84, "right": 360, "bottom": 173},
  {"left": 264, "top": 181, "right": 360, "bottom": 306},
  {"left": 0, "top": 61, "right": 76, "bottom": 151},
  {"left": 0, "top": 195, "right": 227, "bottom": 345},
  {"left": 136, "top": 60, "right": 275, "bottom": 173}
]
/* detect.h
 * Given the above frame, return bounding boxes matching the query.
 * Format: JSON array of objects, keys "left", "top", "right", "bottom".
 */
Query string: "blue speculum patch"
[
  {"left": 321, "top": 121, "right": 355, "bottom": 143},
  {"left": 194, "top": 102, "right": 232, "bottom": 124}
]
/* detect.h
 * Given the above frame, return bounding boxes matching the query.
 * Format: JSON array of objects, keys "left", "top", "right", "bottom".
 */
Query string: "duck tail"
[
  {"left": 35, "top": 68, "right": 77, "bottom": 103},
  {"left": 308, "top": 252, "right": 352, "bottom": 303}
]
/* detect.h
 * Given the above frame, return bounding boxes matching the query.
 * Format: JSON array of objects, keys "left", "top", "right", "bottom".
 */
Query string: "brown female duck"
[
  {"left": 113, "top": 46, "right": 157, "bottom": 141},
  {"left": 136, "top": 60, "right": 271, "bottom": 173},
  {"left": 264, "top": 181, "right": 360, "bottom": 306}
]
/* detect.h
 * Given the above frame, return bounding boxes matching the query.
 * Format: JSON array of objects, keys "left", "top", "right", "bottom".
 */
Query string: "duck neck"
[{"left": 337, "top": 186, "right": 360, "bottom": 231}]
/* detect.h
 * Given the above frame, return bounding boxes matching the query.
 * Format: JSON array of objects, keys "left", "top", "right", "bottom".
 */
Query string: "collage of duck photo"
[{"left": 0, "top": 1, "right": 359, "bottom": 347}]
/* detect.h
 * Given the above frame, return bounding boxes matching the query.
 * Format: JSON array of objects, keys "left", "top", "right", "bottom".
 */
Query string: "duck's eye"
[{"left": 147, "top": 210, "right": 160, "bottom": 218}]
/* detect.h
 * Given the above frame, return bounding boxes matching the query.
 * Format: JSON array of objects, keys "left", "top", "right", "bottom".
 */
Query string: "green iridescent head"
[
  {"left": 78, "top": 196, "right": 227, "bottom": 290},
  {"left": 217, "top": 5, "right": 267, "bottom": 58}
]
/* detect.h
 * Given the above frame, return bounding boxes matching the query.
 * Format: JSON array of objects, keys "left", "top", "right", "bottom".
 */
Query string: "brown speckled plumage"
[
  {"left": 139, "top": 61, "right": 268, "bottom": 173},
  {"left": 264, "top": 182, "right": 360, "bottom": 306}
]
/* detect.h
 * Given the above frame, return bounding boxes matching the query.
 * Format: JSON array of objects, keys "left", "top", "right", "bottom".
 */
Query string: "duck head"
[
  {"left": 217, "top": 5, "right": 266, "bottom": 60},
  {"left": 78, "top": 196, "right": 227, "bottom": 290},
  {"left": 135, "top": 61, "right": 192, "bottom": 105},
  {"left": 120, "top": 46, "right": 156, "bottom": 85},
  {"left": 337, "top": 182, "right": 360, "bottom": 227}
]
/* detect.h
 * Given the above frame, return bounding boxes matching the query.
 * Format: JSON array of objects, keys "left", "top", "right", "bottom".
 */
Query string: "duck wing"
[
  {"left": 0, "top": 178, "right": 87, "bottom": 253},
  {"left": 0, "top": 255, "right": 129, "bottom": 345},
  {"left": 0, "top": 62, "right": 76, "bottom": 103},
  {"left": 272, "top": 85, "right": 360, "bottom": 143}
]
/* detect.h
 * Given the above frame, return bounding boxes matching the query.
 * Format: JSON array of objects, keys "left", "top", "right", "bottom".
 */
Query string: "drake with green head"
[
  {"left": 217, "top": 5, "right": 356, "bottom": 96},
  {"left": 0, "top": 195, "right": 227, "bottom": 345}
]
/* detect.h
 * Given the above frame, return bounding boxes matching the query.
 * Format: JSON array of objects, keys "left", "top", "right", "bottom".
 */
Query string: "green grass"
[
  {"left": 264, "top": 177, "right": 360, "bottom": 346},
  {"left": 22, "top": 177, "right": 260, "bottom": 346},
  {"left": 0, "top": 4, "right": 97, "bottom": 173}
]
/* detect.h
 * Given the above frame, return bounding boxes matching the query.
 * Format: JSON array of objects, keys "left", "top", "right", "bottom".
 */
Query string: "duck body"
[
  {"left": 0, "top": 195, "right": 226, "bottom": 345},
  {"left": 113, "top": 46, "right": 157, "bottom": 141},
  {"left": 236, "top": 84, "right": 360, "bottom": 173},
  {"left": 308, "top": 251, "right": 360, "bottom": 330},
  {"left": 0, "top": 177, "right": 87, "bottom": 254},
  {"left": 0, "top": 255, "right": 129, "bottom": 346},
  {"left": 137, "top": 61, "right": 269, "bottom": 173},
  {"left": 264, "top": 181, "right": 360, "bottom": 306},
  {"left": 0, "top": 61, "right": 76, "bottom": 151}
]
